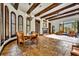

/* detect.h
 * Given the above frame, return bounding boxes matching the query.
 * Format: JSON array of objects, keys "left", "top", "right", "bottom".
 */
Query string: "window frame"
[
  {"left": 26, "top": 19, "right": 31, "bottom": 33},
  {"left": 11, "top": 12, "right": 16, "bottom": 37},
  {"left": 18, "top": 15, "right": 23, "bottom": 32},
  {"left": 5, "top": 6, "right": 9, "bottom": 40}
]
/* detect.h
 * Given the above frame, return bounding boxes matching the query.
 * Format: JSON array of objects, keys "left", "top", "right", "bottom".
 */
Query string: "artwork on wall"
[
  {"left": 64, "top": 21, "right": 77, "bottom": 33},
  {"left": 59, "top": 20, "right": 78, "bottom": 34}
]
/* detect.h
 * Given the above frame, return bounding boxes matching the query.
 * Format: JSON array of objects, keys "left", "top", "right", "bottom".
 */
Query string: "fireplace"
[{"left": 42, "top": 28, "right": 48, "bottom": 34}]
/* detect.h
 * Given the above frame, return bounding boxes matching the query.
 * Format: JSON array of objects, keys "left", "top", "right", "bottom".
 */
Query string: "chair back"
[{"left": 16, "top": 32, "right": 25, "bottom": 44}]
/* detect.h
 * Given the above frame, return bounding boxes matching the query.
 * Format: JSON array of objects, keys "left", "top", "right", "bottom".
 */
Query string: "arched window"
[
  {"left": 0, "top": 3, "right": 4, "bottom": 45},
  {"left": 5, "top": 6, "right": 9, "bottom": 40},
  {"left": 11, "top": 12, "right": 16, "bottom": 37},
  {"left": 26, "top": 17, "right": 31, "bottom": 33},
  {"left": 18, "top": 15, "right": 23, "bottom": 32}
]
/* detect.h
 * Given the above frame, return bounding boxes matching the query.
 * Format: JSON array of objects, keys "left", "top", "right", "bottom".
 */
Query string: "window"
[
  {"left": 26, "top": 18, "right": 31, "bottom": 33},
  {"left": 5, "top": 6, "right": 9, "bottom": 40},
  {"left": 18, "top": 15, "right": 23, "bottom": 32},
  {"left": 11, "top": 12, "right": 16, "bottom": 37},
  {"left": 0, "top": 3, "right": 4, "bottom": 45}
]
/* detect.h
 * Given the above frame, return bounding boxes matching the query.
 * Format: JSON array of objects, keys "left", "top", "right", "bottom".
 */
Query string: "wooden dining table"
[{"left": 24, "top": 35, "right": 31, "bottom": 40}]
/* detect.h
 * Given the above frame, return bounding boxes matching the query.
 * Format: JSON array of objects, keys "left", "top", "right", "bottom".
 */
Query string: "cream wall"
[
  {"left": 5, "top": 3, "right": 17, "bottom": 38},
  {"left": 17, "top": 9, "right": 28, "bottom": 35},
  {"left": 2, "top": 3, "right": 49, "bottom": 39},
  {"left": 4, "top": 3, "right": 28, "bottom": 38}
]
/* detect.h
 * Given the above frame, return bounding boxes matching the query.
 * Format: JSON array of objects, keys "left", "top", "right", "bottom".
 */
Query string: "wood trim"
[
  {"left": 41, "top": 3, "right": 77, "bottom": 18},
  {"left": 49, "top": 12, "right": 79, "bottom": 21},
  {"left": 35, "top": 3, "right": 61, "bottom": 17},
  {"left": 27, "top": 3, "right": 40, "bottom": 14},
  {"left": 46, "top": 8, "right": 79, "bottom": 19},
  {"left": 14, "top": 3, "right": 19, "bottom": 10}
]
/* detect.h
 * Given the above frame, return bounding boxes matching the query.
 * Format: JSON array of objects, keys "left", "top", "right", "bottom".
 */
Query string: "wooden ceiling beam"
[
  {"left": 27, "top": 3, "right": 40, "bottom": 14},
  {"left": 49, "top": 12, "right": 79, "bottom": 21},
  {"left": 46, "top": 8, "right": 79, "bottom": 19},
  {"left": 14, "top": 3, "right": 19, "bottom": 10},
  {"left": 35, "top": 3, "right": 61, "bottom": 17},
  {"left": 41, "top": 3, "right": 77, "bottom": 18}
]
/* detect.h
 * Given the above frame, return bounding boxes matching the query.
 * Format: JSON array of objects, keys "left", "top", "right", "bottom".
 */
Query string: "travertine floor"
[{"left": 1, "top": 36, "right": 72, "bottom": 56}]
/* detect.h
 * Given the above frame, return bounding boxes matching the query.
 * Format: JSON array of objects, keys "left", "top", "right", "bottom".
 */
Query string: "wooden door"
[
  {"left": 35, "top": 20, "right": 40, "bottom": 33},
  {"left": 48, "top": 23, "right": 51, "bottom": 34}
]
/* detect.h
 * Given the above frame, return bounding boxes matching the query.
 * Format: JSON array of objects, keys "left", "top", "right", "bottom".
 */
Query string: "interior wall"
[
  {"left": 1, "top": 3, "right": 50, "bottom": 41},
  {"left": 50, "top": 15, "right": 79, "bottom": 33},
  {"left": 5, "top": 3, "right": 28, "bottom": 36}
]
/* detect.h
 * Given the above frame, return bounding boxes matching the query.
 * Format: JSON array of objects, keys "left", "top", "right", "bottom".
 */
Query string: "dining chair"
[
  {"left": 16, "top": 32, "right": 25, "bottom": 46},
  {"left": 30, "top": 31, "right": 38, "bottom": 44},
  {"left": 71, "top": 44, "right": 79, "bottom": 56}
]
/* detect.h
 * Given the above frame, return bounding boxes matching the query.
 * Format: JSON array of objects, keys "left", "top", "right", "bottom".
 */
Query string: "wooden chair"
[
  {"left": 71, "top": 44, "right": 79, "bottom": 56},
  {"left": 16, "top": 32, "right": 25, "bottom": 46},
  {"left": 30, "top": 31, "right": 38, "bottom": 44},
  {"left": 68, "top": 31, "right": 76, "bottom": 37}
]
